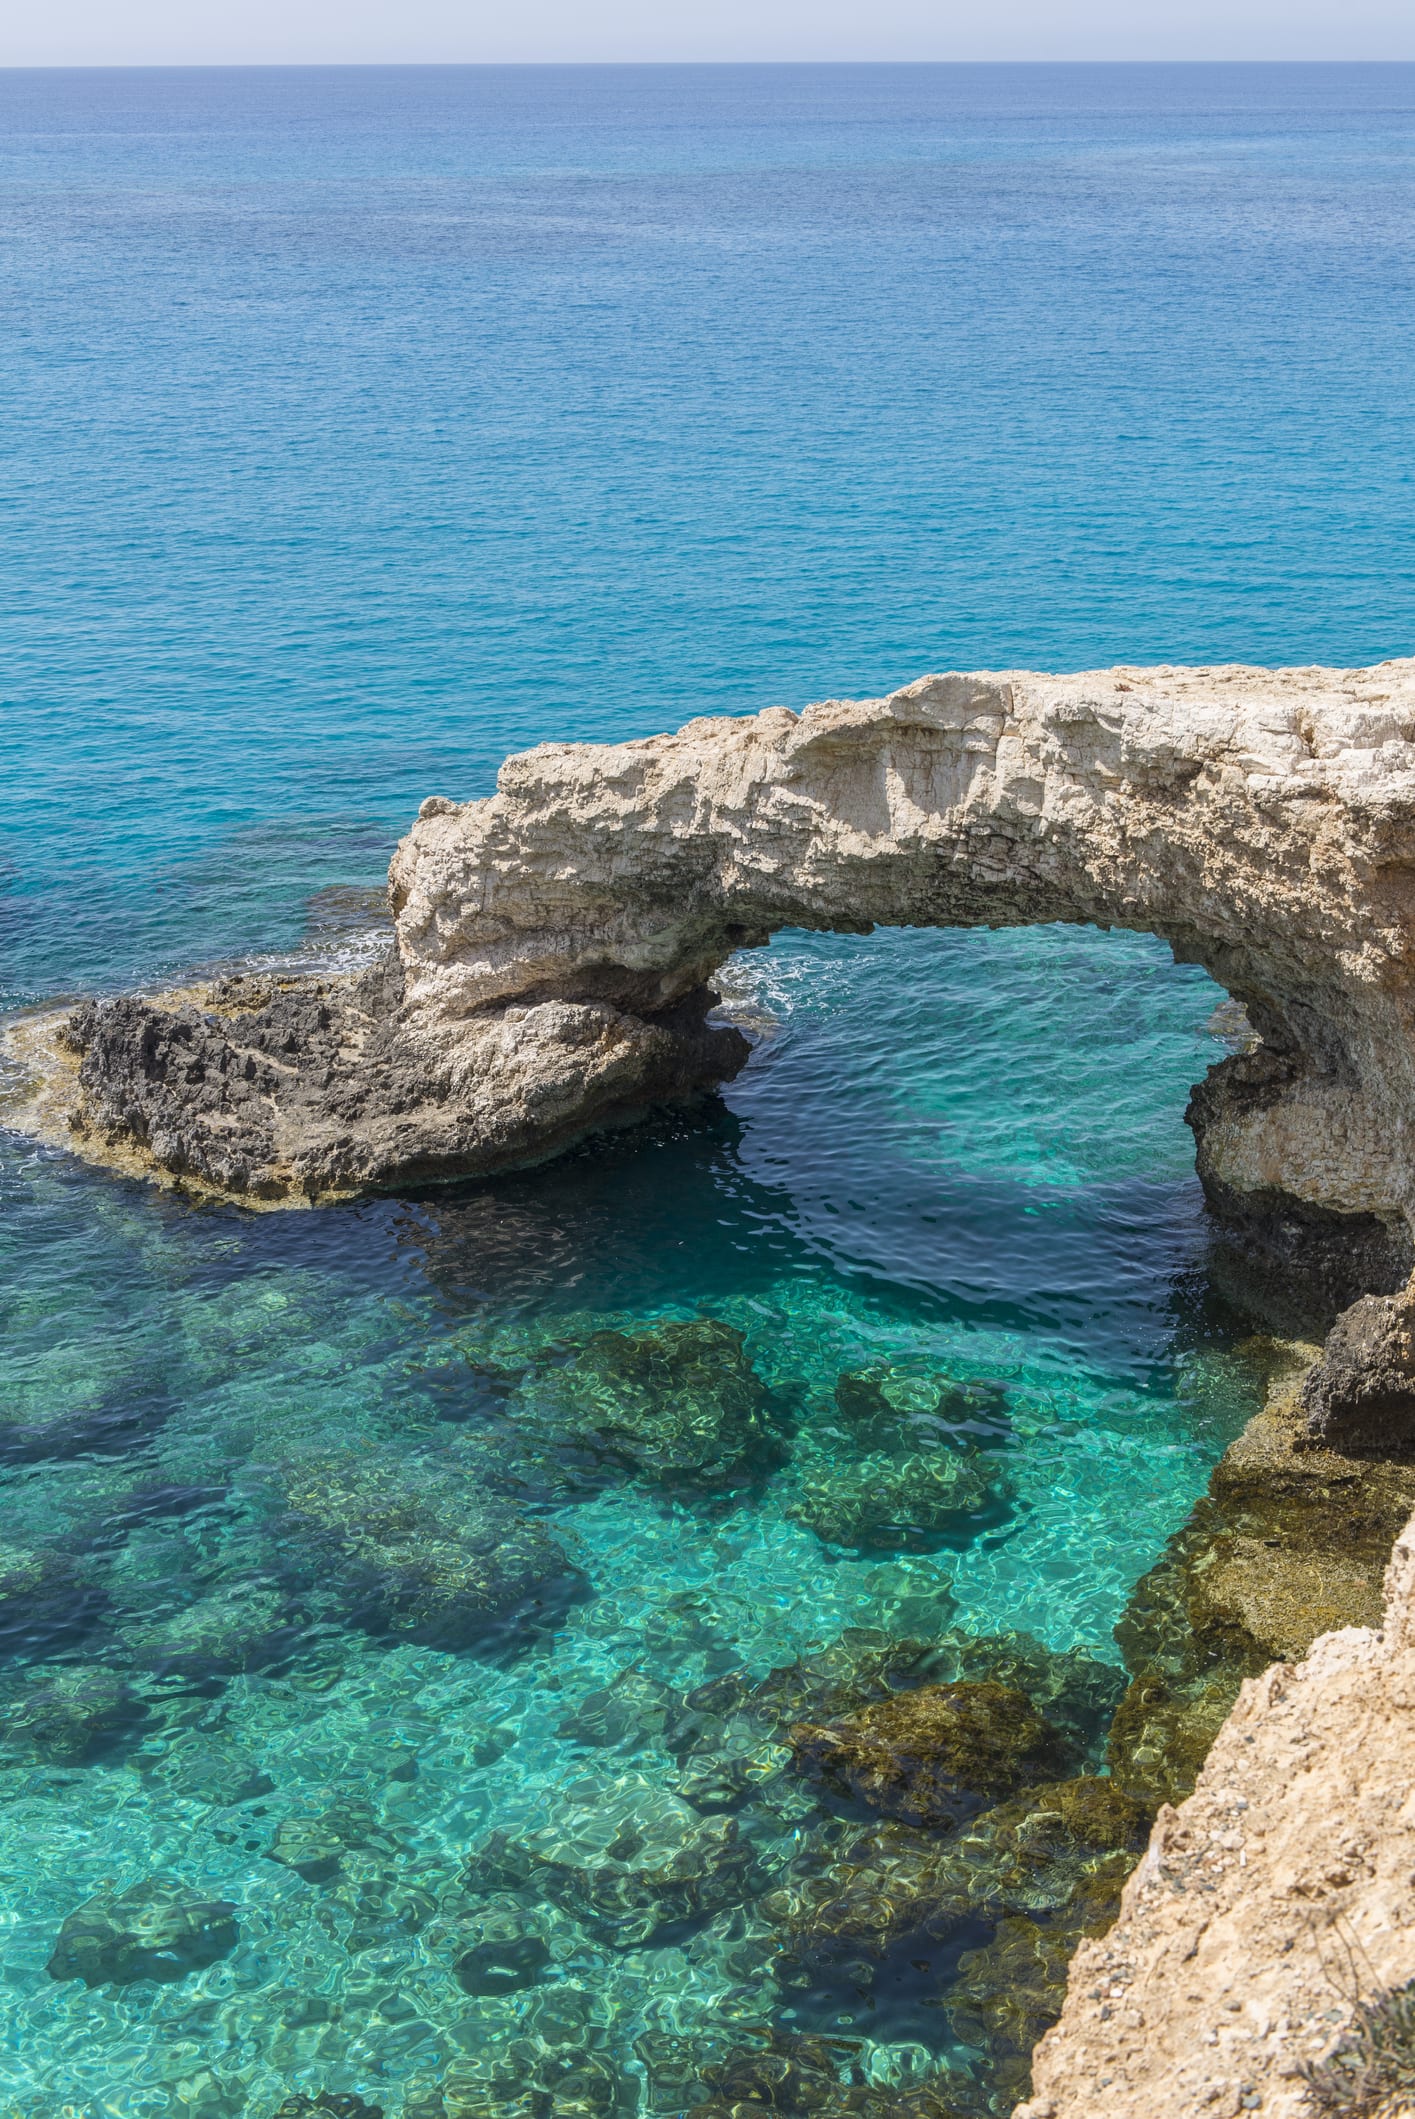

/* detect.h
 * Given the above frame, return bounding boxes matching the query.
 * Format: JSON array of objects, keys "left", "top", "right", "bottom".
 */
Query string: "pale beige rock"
[
  {"left": 1016, "top": 1515, "right": 1415, "bottom": 2119},
  {"left": 9, "top": 656, "right": 1415, "bottom": 1224},
  {"left": 389, "top": 656, "right": 1415, "bottom": 1236}
]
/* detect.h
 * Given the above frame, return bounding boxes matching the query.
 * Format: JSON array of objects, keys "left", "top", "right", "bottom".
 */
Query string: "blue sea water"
[{"left": 0, "top": 60, "right": 1413, "bottom": 2119}]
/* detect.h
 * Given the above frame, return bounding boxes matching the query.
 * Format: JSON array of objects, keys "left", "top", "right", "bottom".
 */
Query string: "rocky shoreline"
[{"left": 10, "top": 657, "right": 1415, "bottom": 2111}]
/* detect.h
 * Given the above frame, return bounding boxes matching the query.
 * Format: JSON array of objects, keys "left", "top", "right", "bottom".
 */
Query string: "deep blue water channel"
[{"left": 0, "top": 59, "right": 1413, "bottom": 2119}]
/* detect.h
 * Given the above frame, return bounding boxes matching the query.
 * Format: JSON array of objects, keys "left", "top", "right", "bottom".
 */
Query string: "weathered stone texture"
[
  {"left": 1016, "top": 1513, "right": 1415, "bottom": 2119},
  {"left": 9, "top": 657, "right": 1415, "bottom": 1228}
]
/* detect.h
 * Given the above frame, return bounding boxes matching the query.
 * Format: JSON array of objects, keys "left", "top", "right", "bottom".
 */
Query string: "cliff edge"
[{"left": 1017, "top": 1511, "right": 1415, "bottom": 2119}]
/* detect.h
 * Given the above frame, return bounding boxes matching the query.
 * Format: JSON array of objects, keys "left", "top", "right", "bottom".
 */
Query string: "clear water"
[{"left": 0, "top": 60, "right": 1412, "bottom": 2119}]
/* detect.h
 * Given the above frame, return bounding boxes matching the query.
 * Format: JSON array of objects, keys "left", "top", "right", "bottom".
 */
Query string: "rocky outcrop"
[
  {"left": 1106, "top": 1348, "right": 1415, "bottom": 1812},
  {"left": 1015, "top": 1511, "right": 1415, "bottom": 2119},
  {"left": 1302, "top": 1280, "right": 1415, "bottom": 1454},
  {"left": 7, "top": 658, "right": 1415, "bottom": 1256}
]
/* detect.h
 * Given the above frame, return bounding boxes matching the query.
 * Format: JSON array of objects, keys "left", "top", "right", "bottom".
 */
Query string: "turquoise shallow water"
[{"left": 0, "top": 59, "right": 1413, "bottom": 2119}]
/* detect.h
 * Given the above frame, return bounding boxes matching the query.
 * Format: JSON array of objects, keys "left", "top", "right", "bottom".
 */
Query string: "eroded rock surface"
[
  {"left": 1107, "top": 1353, "right": 1415, "bottom": 1810},
  {"left": 1017, "top": 1513, "right": 1415, "bottom": 2119},
  {"left": 1301, "top": 1279, "right": 1415, "bottom": 1454},
  {"left": 9, "top": 658, "right": 1415, "bottom": 1250}
]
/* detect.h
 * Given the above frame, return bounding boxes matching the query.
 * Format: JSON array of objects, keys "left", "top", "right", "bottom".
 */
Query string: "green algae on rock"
[
  {"left": 1107, "top": 1356, "right": 1415, "bottom": 1808},
  {"left": 789, "top": 1680, "right": 1068, "bottom": 1828},
  {"left": 917, "top": 1630, "right": 1126, "bottom": 1766},
  {"left": 504, "top": 1317, "right": 790, "bottom": 1493},
  {"left": 783, "top": 1444, "right": 1005, "bottom": 1553},
  {"left": 763, "top": 1771, "right": 1145, "bottom": 1994},
  {"left": 46, "top": 1876, "right": 239, "bottom": 1988}
]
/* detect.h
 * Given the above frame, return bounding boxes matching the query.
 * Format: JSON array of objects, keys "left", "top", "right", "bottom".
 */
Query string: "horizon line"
[{"left": 4, "top": 56, "right": 1415, "bottom": 72}]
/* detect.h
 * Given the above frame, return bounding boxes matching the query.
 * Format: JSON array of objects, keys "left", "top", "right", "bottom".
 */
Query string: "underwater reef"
[{"left": 4, "top": 1316, "right": 1178, "bottom": 2119}]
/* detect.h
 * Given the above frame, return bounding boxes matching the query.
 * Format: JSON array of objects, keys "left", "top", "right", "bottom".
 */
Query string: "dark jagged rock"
[
  {"left": 267, "top": 1445, "right": 577, "bottom": 1649},
  {"left": 55, "top": 963, "right": 746, "bottom": 1206},
  {"left": 1301, "top": 1282, "right": 1415, "bottom": 1454},
  {"left": 789, "top": 1681, "right": 1068, "bottom": 1828},
  {"left": 47, "top": 1877, "right": 239, "bottom": 1987}
]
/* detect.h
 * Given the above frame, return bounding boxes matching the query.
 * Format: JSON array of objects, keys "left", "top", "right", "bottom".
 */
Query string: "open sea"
[{"left": 1, "top": 59, "right": 1413, "bottom": 2119}]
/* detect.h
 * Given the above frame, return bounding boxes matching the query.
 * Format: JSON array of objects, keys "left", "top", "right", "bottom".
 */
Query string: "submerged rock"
[
  {"left": 679, "top": 2027, "right": 976, "bottom": 2119},
  {"left": 466, "top": 1771, "right": 758, "bottom": 1945},
  {"left": 0, "top": 1541, "right": 98, "bottom": 1657},
  {"left": 0, "top": 1662, "right": 143, "bottom": 1764},
  {"left": 789, "top": 1681, "right": 1067, "bottom": 1828},
  {"left": 270, "top": 2099, "right": 385, "bottom": 2119},
  {"left": 557, "top": 1667, "right": 682, "bottom": 1750},
  {"left": 450, "top": 1896, "right": 552, "bottom": 1995},
  {"left": 679, "top": 1629, "right": 943, "bottom": 1743},
  {"left": 146, "top": 1736, "right": 275, "bottom": 1807},
  {"left": 508, "top": 1318, "right": 788, "bottom": 1493},
  {"left": 267, "top": 1798, "right": 382, "bottom": 1885},
  {"left": 944, "top": 1910, "right": 1102, "bottom": 2114},
  {"left": 833, "top": 1365, "right": 1011, "bottom": 1449},
  {"left": 784, "top": 1445, "right": 1004, "bottom": 1552},
  {"left": 919, "top": 1629, "right": 1126, "bottom": 1766},
  {"left": 126, "top": 1583, "right": 296, "bottom": 1681},
  {"left": 1107, "top": 1366, "right": 1415, "bottom": 1808},
  {"left": 269, "top": 1446, "right": 576, "bottom": 1648},
  {"left": 764, "top": 1773, "right": 1145, "bottom": 1987},
  {"left": 47, "top": 1877, "right": 239, "bottom": 1987}
]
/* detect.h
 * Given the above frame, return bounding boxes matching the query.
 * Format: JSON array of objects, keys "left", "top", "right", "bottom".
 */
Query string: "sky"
[{"left": 3, "top": 0, "right": 1414, "bottom": 71}]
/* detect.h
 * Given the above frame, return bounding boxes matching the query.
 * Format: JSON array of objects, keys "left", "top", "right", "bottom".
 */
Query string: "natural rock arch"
[
  {"left": 391, "top": 660, "right": 1415, "bottom": 1272},
  {"left": 16, "top": 657, "right": 1415, "bottom": 1309}
]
